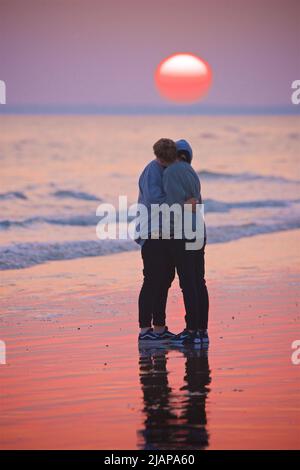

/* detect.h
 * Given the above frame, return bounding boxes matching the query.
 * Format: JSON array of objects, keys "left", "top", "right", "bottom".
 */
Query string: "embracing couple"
[{"left": 136, "top": 138, "right": 209, "bottom": 347}]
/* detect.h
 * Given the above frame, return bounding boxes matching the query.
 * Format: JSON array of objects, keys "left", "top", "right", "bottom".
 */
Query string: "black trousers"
[{"left": 138, "top": 239, "right": 209, "bottom": 330}]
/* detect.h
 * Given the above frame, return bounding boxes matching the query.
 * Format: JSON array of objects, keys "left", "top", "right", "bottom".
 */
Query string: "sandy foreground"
[{"left": 0, "top": 230, "right": 300, "bottom": 449}]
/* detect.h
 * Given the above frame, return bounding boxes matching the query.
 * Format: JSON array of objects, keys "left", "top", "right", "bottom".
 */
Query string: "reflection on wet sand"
[{"left": 138, "top": 346, "right": 211, "bottom": 450}]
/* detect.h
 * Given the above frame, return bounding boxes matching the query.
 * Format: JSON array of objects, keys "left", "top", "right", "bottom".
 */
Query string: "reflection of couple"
[
  {"left": 137, "top": 346, "right": 211, "bottom": 450},
  {"left": 136, "top": 138, "right": 209, "bottom": 346}
]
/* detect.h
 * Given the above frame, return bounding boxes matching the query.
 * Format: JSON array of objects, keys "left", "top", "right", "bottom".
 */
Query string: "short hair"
[{"left": 153, "top": 138, "right": 177, "bottom": 163}]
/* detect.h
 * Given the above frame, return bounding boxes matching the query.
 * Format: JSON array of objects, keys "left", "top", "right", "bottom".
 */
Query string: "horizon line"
[{"left": 0, "top": 104, "right": 299, "bottom": 116}]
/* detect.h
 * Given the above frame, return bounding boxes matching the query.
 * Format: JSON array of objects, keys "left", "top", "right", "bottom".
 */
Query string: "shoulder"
[
  {"left": 139, "top": 159, "right": 162, "bottom": 181},
  {"left": 188, "top": 164, "right": 199, "bottom": 178},
  {"left": 164, "top": 161, "right": 183, "bottom": 175},
  {"left": 164, "top": 161, "right": 191, "bottom": 176},
  {"left": 146, "top": 159, "right": 163, "bottom": 173}
]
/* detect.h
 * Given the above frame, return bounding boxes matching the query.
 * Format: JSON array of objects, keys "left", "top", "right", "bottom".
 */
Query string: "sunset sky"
[{"left": 0, "top": 0, "right": 299, "bottom": 110}]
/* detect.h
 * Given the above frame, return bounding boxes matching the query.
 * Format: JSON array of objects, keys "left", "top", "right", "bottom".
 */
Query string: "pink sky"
[{"left": 0, "top": 0, "right": 299, "bottom": 108}]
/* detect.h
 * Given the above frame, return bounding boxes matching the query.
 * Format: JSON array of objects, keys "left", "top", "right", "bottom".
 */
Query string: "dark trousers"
[
  {"left": 138, "top": 239, "right": 175, "bottom": 328},
  {"left": 138, "top": 239, "right": 209, "bottom": 330}
]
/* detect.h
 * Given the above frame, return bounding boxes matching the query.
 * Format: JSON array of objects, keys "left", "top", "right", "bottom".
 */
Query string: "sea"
[{"left": 0, "top": 114, "right": 299, "bottom": 270}]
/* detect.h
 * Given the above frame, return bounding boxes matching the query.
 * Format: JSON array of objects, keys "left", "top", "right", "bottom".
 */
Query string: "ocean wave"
[
  {"left": 52, "top": 190, "right": 102, "bottom": 201},
  {"left": 0, "top": 239, "right": 138, "bottom": 270},
  {"left": 0, "top": 215, "right": 99, "bottom": 229},
  {"left": 0, "top": 191, "right": 27, "bottom": 200},
  {"left": 208, "top": 219, "right": 300, "bottom": 243},
  {"left": 1, "top": 217, "right": 300, "bottom": 270},
  {"left": 198, "top": 170, "right": 300, "bottom": 184},
  {"left": 205, "top": 198, "right": 300, "bottom": 213}
]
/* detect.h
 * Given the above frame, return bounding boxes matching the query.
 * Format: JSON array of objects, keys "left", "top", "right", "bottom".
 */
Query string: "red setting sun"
[{"left": 154, "top": 53, "right": 213, "bottom": 104}]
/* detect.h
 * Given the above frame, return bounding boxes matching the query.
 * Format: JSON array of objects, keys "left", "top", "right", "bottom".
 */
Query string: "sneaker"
[
  {"left": 199, "top": 329, "right": 209, "bottom": 347},
  {"left": 138, "top": 328, "right": 169, "bottom": 344},
  {"left": 155, "top": 327, "right": 176, "bottom": 341},
  {"left": 170, "top": 329, "right": 201, "bottom": 345}
]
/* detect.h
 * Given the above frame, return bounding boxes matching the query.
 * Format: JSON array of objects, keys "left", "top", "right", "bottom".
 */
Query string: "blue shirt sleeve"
[{"left": 139, "top": 161, "right": 165, "bottom": 206}]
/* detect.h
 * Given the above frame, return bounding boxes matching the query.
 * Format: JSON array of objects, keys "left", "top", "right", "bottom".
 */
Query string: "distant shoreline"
[{"left": 1, "top": 105, "right": 299, "bottom": 116}]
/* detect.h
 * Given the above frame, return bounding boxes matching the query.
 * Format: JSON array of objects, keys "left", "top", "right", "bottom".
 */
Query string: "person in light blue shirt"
[{"left": 137, "top": 138, "right": 178, "bottom": 342}]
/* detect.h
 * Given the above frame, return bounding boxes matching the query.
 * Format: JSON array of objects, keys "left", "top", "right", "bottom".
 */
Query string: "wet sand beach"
[{"left": 1, "top": 229, "right": 299, "bottom": 449}]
